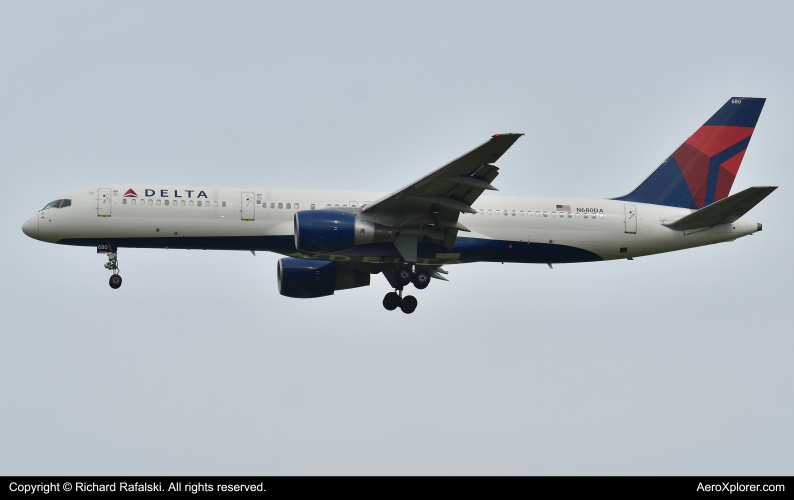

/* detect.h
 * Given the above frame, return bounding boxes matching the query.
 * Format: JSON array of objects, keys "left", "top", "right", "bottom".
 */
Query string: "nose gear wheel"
[{"left": 104, "top": 251, "right": 123, "bottom": 289}]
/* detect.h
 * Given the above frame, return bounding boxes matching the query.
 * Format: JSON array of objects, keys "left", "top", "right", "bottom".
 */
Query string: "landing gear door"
[
  {"left": 624, "top": 204, "right": 637, "bottom": 233},
  {"left": 97, "top": 188, "right": 112, "bottom": 216},
  {"left": 241, "top": 192, "right": 255, "bottom": 220}
]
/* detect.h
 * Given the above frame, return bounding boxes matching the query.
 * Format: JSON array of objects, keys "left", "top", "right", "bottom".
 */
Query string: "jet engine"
[
  {"left": 294, "top": 210, "right": 393, "bottom": 253},
  {"left": 277, "top": 258, "right": 370, "bottom": 298}
]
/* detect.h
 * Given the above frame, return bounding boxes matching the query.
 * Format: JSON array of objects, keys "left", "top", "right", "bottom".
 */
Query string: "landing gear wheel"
[
  {"left": 396, "top": 268, "right": 412, "bottom": 287},
  {"left": 412, "top": 270, "right": 430, "bottom": 289},
  {"left": 400, "top": 295, "right": 417, "bottom": 314},
  {"left": 109, "top": 274, "right": 122, "bottom": 289},
  {"left": 383, "top": 292, "right": 401, "bottom": 311}
]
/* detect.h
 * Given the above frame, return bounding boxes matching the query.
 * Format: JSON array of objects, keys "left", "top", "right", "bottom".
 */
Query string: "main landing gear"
[
  {"left": 104, "top": 251, "right": 122, "bottom": 289},
  {"left": 382, "top": 267, "right": 431, "bottom": 314},
  {"left": 382, "top": 290, "right": 418, "bottom": 314}
]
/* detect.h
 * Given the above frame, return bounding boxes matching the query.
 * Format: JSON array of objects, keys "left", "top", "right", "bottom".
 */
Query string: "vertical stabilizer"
[{"left": 614, "top": 97, "right": 765, "bottom": 209}]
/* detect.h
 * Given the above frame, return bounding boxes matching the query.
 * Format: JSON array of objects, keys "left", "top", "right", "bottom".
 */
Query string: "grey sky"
[{"left": 1, "top": 1, "right": 792, "bottom": 475}]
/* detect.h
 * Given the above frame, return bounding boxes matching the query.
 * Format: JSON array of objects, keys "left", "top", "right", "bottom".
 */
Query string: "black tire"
[
  {"left": 400, "top": 295, "right": 417, "bottom": 314},
  {"left": 412, "top": 270, "right": 430, "bottom": 289},
  {"left": 396, "top": 267, "right": 412, "bottom": 287},
  {"left": 383, "top": 292, "right": 401, "bottom": 311},
  {"left": 109, "top": 274, "right": 122, "bottom": 289}
]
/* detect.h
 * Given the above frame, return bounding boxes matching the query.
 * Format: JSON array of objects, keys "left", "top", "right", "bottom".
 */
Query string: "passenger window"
[
  {"left": 479, "top": 209, "right": 484, "bottom": 215},
  {"left": 334, "top": 204, "right": 340, "bottom": 207},
  {"left": 575, "top": 213, "right": 579, "bottom": 217},
  {"left": 512, "top": 210, "right": 516, "bottom": 216},
  {"left": 189, "top": 200, "right": 194, "bottom": 207},
  {"left": 599, "top": 213, "right": 604, "bottom": 219},
  {"left": 181, "top": 200, "right": 186, "bottom": 206},
  {"left": 551, "top": 211, "right": 556, "bottom": 217},
  {"left": 278, "top": 203, "right": 283, "bottom": 209},
  {"left": 197, "top": 201, "right": 201, "bottom": 207},
  {"left": 567, "top": 212, "right": 572, "bottom": 218},
  {"left": 543, "top": 211, "right": 548, "bottom": 217},
  {"left": 326, "top": 204, "right": 332, "bottom": 207},
  {"left": 123, "top": 199, "right": 127, "bottom": 205},
  {"left": 495, "top": 210, "right": 500, "bottom": 216},
  {"left": 583, "top": 213, "right": 588, "bottom": 218},
  {"left": 148, "top": 199, "right": 152, "bottom": 205},
  {"left": 222, "top": 201, "right": 226, "bottom": 207},
  {"left": 287, "top": 203, "right": 293, "bottom": 209},
  {"left": 535, "top": 211, "right": 540, "bottom": 217},
  {"left": 294, "top": 203, "right": 299, "bottom": 209},
  {"left": 164, "top": 200, "right": 169, "bottom": 206},
  {"left": 156, "top": 200, "right": 161, "bottom": 206},
  {"left": 363, "top": 201, "right": 371, "bottom": 207},
  {"left": 311, "top": 204, "right": 315, "bottom": 210},
  {"left": 350, "top": 201, "right": 357, "bottom": 207},
  {"left": 519, "top": 210, "right": 524, "bottom": 216},
  {"left": 504, "top": 210, "right": 508, "bottom": 216},
  {"left": 214, "top": 201, "right": 218, "bottom": 207}
]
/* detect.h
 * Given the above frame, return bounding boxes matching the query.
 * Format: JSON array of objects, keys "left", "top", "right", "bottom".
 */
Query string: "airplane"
[{"left": 21, "top": 97, "right": 776, "bottom": 314}]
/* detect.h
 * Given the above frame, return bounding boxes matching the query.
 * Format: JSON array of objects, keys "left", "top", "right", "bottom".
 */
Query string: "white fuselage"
[{"left": 22, "top": 185, "right": 760, "bottom": 265}]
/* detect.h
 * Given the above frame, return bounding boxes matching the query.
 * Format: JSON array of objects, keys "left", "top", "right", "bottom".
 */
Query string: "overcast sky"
[{"left": 1, "top": 1, "right": 792, "bottom": 475}]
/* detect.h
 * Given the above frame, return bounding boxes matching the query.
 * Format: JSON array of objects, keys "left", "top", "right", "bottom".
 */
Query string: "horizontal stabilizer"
[{"left": 664, "top": 186, "right": 777, "bottom": 230}]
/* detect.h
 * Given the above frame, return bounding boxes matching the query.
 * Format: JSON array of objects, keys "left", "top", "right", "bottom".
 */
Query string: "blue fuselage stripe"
[{"left": 56, "top": 236, "right": 603, "bottom": 264}]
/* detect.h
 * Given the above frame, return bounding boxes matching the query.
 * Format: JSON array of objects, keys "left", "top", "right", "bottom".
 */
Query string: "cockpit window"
[
  {"left": 42, "top": 199, "right": 63, "bottom": 210},
  {"left": 41, "top": 199, "right": 71, "bottom": 210}
]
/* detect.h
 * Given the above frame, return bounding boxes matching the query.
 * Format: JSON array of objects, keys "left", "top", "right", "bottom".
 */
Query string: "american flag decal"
[{"left": 556, "top": 204, "right": 571, "bottom": 212}]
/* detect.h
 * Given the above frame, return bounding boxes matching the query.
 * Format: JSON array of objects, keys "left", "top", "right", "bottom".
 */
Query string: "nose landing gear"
[
  {"left": 104, "top": 251, "right": 122, "bottom": 289},
  {"left": 109, "top": 273, "right": 122, "bottom": 289}
]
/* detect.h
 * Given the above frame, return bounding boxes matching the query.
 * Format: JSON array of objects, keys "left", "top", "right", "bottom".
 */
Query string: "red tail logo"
[{"left": 124, "top": 189, "right": 138, "bottom": 198}]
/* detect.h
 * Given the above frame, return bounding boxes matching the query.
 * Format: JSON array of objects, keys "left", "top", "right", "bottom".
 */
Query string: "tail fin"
[{"left": 614, "top": 97, "right": 766, "bottom": 209}]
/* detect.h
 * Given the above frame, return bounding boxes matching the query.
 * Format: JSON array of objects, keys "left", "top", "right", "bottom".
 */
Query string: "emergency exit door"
[
  {"left": 624, "top": 205, "right": 637, "bottom": 233},
  {"left": 241, "top": 192, "right": 255, "bottom": 220},
  {"left": 97, "top": 188, "right": 112, "bottom": 216}
]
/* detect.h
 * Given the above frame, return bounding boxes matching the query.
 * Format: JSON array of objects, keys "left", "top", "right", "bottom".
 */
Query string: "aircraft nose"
[{"left": 22, "top": 215, "right": 39, "bottom": 239}]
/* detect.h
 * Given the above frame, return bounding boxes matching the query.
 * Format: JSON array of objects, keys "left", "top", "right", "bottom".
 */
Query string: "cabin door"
[
  {"left": 624, "top": 205, "right": 637, "bottom": 233},
  {"left": 241, "top": 192, "right": 255, "bottom": 220},
  {"left": 97, "top": 188, "right": 112, "bottom": 216}
]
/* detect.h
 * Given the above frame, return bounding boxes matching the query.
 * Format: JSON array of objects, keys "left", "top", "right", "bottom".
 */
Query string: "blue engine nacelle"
[
  {"left": 277, "top": 258, "right": 370, "bottom": 298},
  {"left": 294, "top": 210, "right": 356, "bottom": 253}
]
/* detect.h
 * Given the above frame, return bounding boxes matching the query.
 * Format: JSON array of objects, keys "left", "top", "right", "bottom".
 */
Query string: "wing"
[
  {"left": 362, "top": 133, "right": 523, "bottom": 258},
  {"left": 363, "top": 133, "right": 523, "bottom": 213}
]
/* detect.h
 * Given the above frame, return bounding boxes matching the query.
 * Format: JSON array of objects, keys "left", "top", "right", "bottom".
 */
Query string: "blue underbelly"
[{"left": 56, "top": 235, "right": 603, "bottom": 264}]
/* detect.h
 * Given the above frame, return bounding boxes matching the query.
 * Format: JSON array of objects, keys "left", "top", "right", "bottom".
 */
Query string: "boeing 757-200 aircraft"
[{"left": 22, "top": 97, "right": 776, "bottom": 314}]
